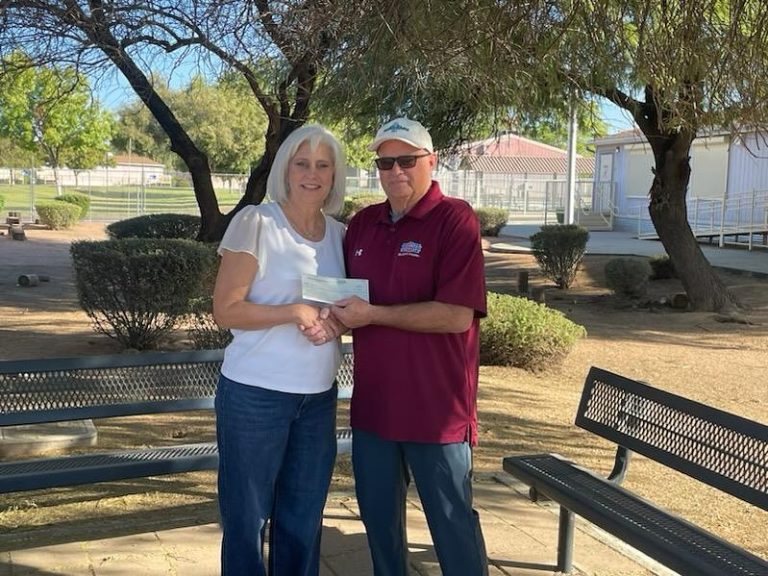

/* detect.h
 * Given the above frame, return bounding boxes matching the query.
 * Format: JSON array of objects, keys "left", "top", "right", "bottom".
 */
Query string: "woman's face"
[{"left": 286, "top": 141, "right": 335, "bottom": 206}]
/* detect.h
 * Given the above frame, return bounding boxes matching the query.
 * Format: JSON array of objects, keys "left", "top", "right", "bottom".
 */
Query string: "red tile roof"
[
  {"left": 111, "top": 154, "right": 165, "bottom": 167},
  {"left": 463, "top": 133, "right": 571, "bottom": 158},
  {"left": 459, "top": 155, "right": 594, "bottom": 176}
]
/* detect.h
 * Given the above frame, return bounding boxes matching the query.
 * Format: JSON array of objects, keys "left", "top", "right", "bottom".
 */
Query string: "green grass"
[
  {"left": 0, "top": 183, "right": 240, "bottom": 222},
  {"left": 0, "top": 179, "right": 374, "bottom": 223}
]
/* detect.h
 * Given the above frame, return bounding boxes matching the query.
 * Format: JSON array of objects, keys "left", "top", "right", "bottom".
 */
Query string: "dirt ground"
[{"left": 0, "top": 222, "right": 766, "bottom": 560}]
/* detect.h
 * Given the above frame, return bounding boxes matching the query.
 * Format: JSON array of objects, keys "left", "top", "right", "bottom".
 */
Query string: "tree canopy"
[
  {"left": 4, "top": 1, "right": 768, "bottom": 311},
  {"left": 510, "top": 103, "right": 607, "bottom": 155},
  {"left": 0, "top": 52, "right": 114, "bottom": 193},
  {"left": 0, "top": 136, "right": 39, "bottom": 169},
  {"left": 114, "top": 74, "right": 269, "bottom": 174},
  {"left": 319, "top": 0, "right": 768, "bottom": 311},
  {"left": 0, "top": 0, "right": 356, "bottom": 239}
]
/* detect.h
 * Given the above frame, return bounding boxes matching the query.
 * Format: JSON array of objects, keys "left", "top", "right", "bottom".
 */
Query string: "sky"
[{"left": 601, "top": 100, "right": 636, "bottom": 134}]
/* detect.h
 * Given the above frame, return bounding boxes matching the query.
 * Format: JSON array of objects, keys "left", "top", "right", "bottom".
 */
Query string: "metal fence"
[
  {"left": 436, "top": 170, "right": 599, "bottom": 224},
  {"left": 0, "top": 167, "right": 598, "bottom": 223}
]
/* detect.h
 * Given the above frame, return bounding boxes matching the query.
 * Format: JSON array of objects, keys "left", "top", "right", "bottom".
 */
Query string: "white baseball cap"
[{"left": 368, "top": 117, "right": 434, "bottom": 153}]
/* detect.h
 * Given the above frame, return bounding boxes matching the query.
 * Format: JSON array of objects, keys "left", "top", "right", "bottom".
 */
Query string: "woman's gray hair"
[{"left": 266, "top": 124, "right": 347, "bottom": 215}]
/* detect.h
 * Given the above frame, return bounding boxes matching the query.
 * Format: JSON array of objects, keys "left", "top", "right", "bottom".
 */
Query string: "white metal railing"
[{"left": 634, "top": 189, "right": 768, "bottom": 250}]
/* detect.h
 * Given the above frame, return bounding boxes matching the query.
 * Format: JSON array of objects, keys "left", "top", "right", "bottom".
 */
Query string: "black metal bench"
[
  {"left": 503, "top": 366, "right": 768, "bottom": 575},
  {"left": 0, "top": 343, "right": 353, "bottom": 494}
]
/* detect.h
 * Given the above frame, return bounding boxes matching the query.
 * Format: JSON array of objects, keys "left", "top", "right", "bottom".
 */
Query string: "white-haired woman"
[{"left": 213, "top": 124, "right": 346, "bottom": 576}]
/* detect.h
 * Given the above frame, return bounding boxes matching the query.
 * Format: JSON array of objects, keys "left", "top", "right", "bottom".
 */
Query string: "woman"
[{"left": 212, "top": 124, "right": 347, "bottom": 576}]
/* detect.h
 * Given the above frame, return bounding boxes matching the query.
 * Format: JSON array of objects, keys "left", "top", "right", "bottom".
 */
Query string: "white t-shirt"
[{"left": 217, "top": 203, "right": 346, "bottom": 394}]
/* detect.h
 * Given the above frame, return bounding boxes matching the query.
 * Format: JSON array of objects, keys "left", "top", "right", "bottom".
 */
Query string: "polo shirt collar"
[{"left": 377, "top": 180, "right": 444, "bottom": 224}]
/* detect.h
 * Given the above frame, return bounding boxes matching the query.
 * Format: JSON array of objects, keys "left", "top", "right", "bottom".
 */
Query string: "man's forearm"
[{"left": 370, "top": 301, "right": 474, "bottom": 333}]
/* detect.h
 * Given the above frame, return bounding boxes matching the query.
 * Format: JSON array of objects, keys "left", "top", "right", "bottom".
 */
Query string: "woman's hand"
[
  {"left": 301, "top": 307, "right": 349, "bottom": 345},
  {"left": 293, "top": 303, "right": 323, "bottom": 331}
]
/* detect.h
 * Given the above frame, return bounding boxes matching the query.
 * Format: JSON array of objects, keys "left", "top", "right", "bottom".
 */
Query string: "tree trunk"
[
  {"left": 78, "top": 15, "right": 223, "bottom": 240},
  {"left": 70, "top": 4, "right": 319, "bottom": 242},
  {"left": 52, "top": 165, "right": 62, "bottom": 196},
  {"left": 646, "top": 131, "right": 738, "bottom": 312}
]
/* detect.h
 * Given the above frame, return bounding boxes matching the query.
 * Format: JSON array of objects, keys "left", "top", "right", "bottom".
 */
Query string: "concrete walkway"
[
  {"left": 494, "top": 224, "right": 768, "bottom": 277},
  {"left": 0, "top": 473, "right": 668, "bottom": 576}
]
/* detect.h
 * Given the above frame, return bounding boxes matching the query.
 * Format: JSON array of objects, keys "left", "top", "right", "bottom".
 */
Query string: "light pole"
[{"left": 564, "top": 101, "right": 578, "bottom": 225}]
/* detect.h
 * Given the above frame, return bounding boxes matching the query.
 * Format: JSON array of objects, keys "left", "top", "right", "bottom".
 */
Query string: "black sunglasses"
[{"left": 374, "top": 153, "right": 432, "bottom": 171}]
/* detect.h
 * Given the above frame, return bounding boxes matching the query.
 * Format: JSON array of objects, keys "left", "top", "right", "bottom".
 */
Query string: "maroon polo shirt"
[{"left": 344, "top": 181, "right": 487, "bottom": 445}]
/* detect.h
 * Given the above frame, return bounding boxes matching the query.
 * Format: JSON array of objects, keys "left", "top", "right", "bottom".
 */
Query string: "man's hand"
[
  {"left": 331, "top": 296, "right": 375, "bottom": 329},
  {"left": 332, "top": 299, "right": 474, "bottom": 334}
]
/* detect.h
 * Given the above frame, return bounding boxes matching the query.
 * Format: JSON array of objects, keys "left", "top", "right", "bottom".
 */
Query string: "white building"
[
  {"left": 592, "top": 129, "right": 768, "bottom": 240},
  {"left": 35, "top": 154, "right": 168, "bottom": 187}
]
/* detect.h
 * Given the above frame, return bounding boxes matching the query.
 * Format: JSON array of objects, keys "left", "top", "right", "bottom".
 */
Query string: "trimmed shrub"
[
  {"left": 186, "top": 295, "right": 233, "bottom": 349},
  {"left": 333, "top": 194, "right": 384, "bottom": 224},
  {"left": 604, "top": 257, "right": 652, "bottom": 297},
  {"left": 649, "top": 254, "right": 676, "bottom": 280},
  {"left": 35, "top": 200, "right": 80, "bottom": 230},
  {"left": 185, "top": 242, "right": 232, "bottom": 349},
  {"left": 530, "top": 225, "right": 589, "bottom": 289},
  {"left": 54, "top": 192, "right": 90, "bottom": 219},
  {"left": 475, "top": 207, "right": 508, "bottom": 236},
  {"left": 480, "top": 292, "right": 586, "bottom": 371},
  {"left": 70, "top": 238, "right": 217, "bottom": 350},
  {"left": 106, "top": 213, "right": 201, "bottom": 240}
]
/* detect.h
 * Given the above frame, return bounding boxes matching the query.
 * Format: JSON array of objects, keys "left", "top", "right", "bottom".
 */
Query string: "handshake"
[{"left": 298, "top": 296, "right": 373, "bottom": 345}]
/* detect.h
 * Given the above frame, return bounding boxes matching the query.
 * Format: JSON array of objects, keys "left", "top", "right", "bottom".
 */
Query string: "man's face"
[{"left": 376, "top": 140, "right": 436, "bottom": 213}]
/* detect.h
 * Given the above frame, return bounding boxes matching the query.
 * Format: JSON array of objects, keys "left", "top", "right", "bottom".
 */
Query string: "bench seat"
[
  {"left": 504, "top": 453, "right": 768, "bottom": 576},
  {"left": 503, "top": 366, "right": 768, "bottom": 575},
  {"left": 0, "top": 442, "right": 219, "bottom": 493},
  {"left": 0, "top": 344, "right": 354, "bottom": 494}
]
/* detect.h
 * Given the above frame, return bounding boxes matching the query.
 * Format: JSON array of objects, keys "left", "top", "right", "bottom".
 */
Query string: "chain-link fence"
[{"left": 0, "top": 166, "right": 598, "bottom": 223}]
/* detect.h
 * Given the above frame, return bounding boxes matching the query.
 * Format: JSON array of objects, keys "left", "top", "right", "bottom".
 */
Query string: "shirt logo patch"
[
  {"left": 398, "top": 241, "right": 422, "bottom": 257},
  {"left": 354, "top": 248, "right": 364, "bottom": 257}
]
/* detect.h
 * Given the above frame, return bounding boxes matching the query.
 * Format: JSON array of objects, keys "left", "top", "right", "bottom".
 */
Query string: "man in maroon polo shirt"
[{"left": 332, "top": 117, "right": 488, "bottom": 576}]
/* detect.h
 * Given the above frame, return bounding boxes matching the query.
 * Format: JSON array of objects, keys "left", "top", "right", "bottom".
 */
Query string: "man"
[{"left": 332, "top": 117, "right": 488, "bottom": 576}]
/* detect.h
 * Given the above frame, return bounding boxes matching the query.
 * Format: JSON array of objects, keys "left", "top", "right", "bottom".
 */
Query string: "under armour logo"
[{"left": 355, "top": 249, "right": 364, "bottom": 256}]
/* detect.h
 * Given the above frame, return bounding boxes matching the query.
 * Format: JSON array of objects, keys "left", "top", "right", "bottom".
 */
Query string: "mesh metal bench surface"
[
  {"left": 0, "top": 343, "right": 354, "bottom": 494},
  {"left": 503, "top": 366, "right": 768, "bottom": 575}
]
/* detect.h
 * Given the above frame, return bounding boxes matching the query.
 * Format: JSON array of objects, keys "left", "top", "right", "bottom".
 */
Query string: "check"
[{"left": 301, "top": 274, "right": 370, "bottom": 304}]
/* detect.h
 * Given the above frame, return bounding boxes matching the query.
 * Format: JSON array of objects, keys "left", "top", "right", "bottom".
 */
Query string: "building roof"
[
  {"left": 591, "top": 126, "right": 732, "bottom": 147},
  {"left": 463, "top": 132, "right": 571, "bottom": 158},
  {"left": 111, "top": 154, "right": 165, "bottom": 167},
  {"left": 458, "top": 155, "right": 594, "bottom": 176},
  {"left": 590, "top": 128, "right": 646, "bottom": 146}
]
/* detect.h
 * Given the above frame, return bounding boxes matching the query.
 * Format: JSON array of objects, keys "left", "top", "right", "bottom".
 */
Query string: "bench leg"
[{"left": 556, "top": 506, "right": 575, "bottom": 573}]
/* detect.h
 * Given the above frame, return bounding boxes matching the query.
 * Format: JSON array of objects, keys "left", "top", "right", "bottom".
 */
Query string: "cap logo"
[{"left": 383, "top": 122, "right": 410, "bottom": 133}]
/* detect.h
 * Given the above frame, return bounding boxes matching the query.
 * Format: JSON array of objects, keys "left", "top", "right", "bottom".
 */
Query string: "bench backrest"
[
  {"left": 576, "top": 367, "right": 768, "bottom": 511},
  {"left": 0, "top": 343, "right": 354, "bottom": 426}
]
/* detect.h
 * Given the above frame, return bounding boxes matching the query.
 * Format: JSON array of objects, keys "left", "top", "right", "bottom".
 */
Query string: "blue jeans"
[
  {"left": 215, "top": 375, "right": 337, "bottom": 576},
  {"left": 352, "top": 429, "right": 488, "bottom": 576}
]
